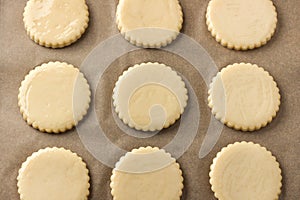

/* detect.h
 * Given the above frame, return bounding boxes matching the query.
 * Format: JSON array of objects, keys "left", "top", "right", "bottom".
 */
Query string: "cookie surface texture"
[
  {"left": 110, "top": 146, "right": 184, "bottom": 200},
  {"left": 17, "top": 147, "right": 90, "bottom": 200},
  {"left": 208, "top": 63, "right": 280, "bottom": 131},
  {"left": 116, "top": 0, "right": 183, "bottom": 48},
  {"left": 23, "top": 0, "right": 89, "bottom": 48},
  {"left": 113, "top": 62, "right": 188, "bottom": 131},
  {"left": 206, "top": 0, "right": 277, "bottom": 50},
  {"left": 210, "top": 142, "right": 282, "bottom": 200},
  {"left": 18, "top": 61, "right": 91, "bottom": 133}
]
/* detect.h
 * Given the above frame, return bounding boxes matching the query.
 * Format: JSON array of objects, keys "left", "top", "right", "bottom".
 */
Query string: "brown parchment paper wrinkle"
[{"left": 0, "top": 0, "right": 299, "bottom": 199}]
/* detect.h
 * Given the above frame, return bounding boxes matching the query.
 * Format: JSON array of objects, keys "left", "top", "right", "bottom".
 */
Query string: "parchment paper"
[{"left": 0, "top": 0, "right": 299, "bottom": 199}]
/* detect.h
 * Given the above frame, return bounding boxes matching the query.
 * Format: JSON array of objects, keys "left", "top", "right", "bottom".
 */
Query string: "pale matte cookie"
[
  {"left": 206, "top": 0, "right": 277, "bottom": 50},
  {"left": 18, "top": 61, "right": 91, "bottom": 133},
  {"left": 17, "top": 147, "right": 90, "bottom": 200},
  {"left": 210, "top": 142, "right": 282, "bottom": 200},
  {"left": 113, "top": 62, "right": 188, "bottom": 131},
  {"left": 110, "top": 146, "right": 184, "bottom": 200},
  {"left": 116, "top": 0, "right": 183, "bottom": 48},
  {"left": 208, "top": 63, "right": 280, "bottom": 131},
  {"left": 23, "top": 0, "right": 89, "bottom": 48}
]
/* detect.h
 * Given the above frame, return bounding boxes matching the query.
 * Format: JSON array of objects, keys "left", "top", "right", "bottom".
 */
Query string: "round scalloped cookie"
[
  {"left": 17, "top": 147, "right": 90, "bottom": 200},
  {"left": 110, "top": 146, "right": 184, "bottom": 200},
  {"left": 206, "top": 0, "right": 277, "bottom": 50},
  {"left": 18, "top": 61, "right": 91, "bottom": 133},
  {"left": 113, "top": 62, "right": 188, "bottom": 131},
  {"left": 23, "top": 0, "right": 89, "bottom": 48},
  {"left": 116, "top": 0, "right": 183, "bottom": 48},
  {"left": 210, "top": 142, "right": 282, "bottom": 200},
  {"left": 208, "top": 63, "right": 280, "bottom": 131}
]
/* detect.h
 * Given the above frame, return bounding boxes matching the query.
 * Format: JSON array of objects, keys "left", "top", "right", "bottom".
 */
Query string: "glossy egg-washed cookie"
[
  {"left": 23, "top": 0, "right": 89, "bottom": 48},
  {"left": 18, "top": 61, "right": 91, "bottom": 133}
]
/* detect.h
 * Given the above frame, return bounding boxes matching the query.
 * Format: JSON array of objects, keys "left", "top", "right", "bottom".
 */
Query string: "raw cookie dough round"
[
  {"left": 23, "top": 0, "right": 89, "bottom": 48},
  {"left": 210, "top": 142, "right": 282, "bottom": 200},
  {"left": 206, "top": 0, "right": 277, "bottom": 50},
  {"left": 113, "top": 62, "right": 188, "bottom": 131},
  {"left": 208, "top": 63, "right": 280, "bottom": 131},
  {"left": 110, "top": 146, "right": 184, "bottom": 200},
  {"left": 18, "top": 61, "right": 91, "bottom": 133},
  {"left": 17, "top": 147, "right": 90, "bottom": 200},
  {"left": 116, "top": 0, "right": 183, "bottom": 48}
]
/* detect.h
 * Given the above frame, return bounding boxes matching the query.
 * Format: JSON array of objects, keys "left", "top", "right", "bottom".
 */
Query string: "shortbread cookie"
[
  {"left": 113, "top": 62, "right": 188, "bottom": 131},
  {"left": 210, "top": 142, "right": 282, "bottom": 200},
  {"left": 111, "top": 146, "right": 183, "bottom": 200},
  {"left": 116, "top": 0, "right": 183, "bottom": 48},
  {"left": 18, "top": 61, "right": 91, "bottom": 133},
  {"left": 23, "top": 0, "right": 89, "bottom": 48},
  {"left": 17, "top": 147, "right": 90, "bottom": 200},
  {"left": 208, "top": 63, "right": 280, "bottom": 131},
  {"left": 206, "top": 0, "right": 277, "bottom": 50}
]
